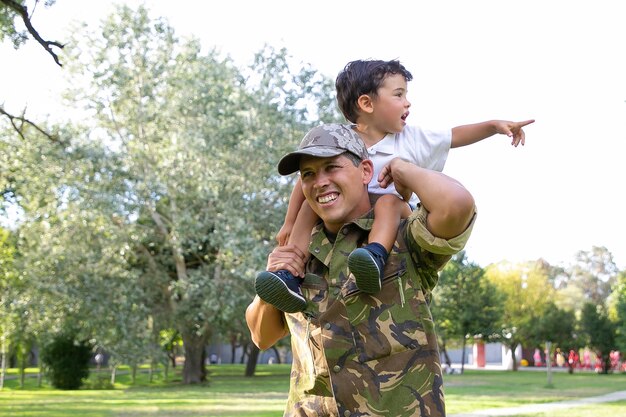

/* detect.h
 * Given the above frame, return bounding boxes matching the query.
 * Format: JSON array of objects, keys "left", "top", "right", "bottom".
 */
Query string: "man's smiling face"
[{"left": 299, "top": 153, "right": 373, "bottom": 234}]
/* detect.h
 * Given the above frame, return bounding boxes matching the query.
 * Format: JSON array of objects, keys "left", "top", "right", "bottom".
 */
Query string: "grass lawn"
[
  {"left": 443, "top": 369, "right": 626, "bottom": 415},
  {"left": 0, "top": 364, "right": 625, "bottom": 416}
]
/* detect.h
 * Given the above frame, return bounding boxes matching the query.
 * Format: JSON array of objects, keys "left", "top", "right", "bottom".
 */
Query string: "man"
[{"left": 246, "top": 123, "right": 477, "bottom": 417}]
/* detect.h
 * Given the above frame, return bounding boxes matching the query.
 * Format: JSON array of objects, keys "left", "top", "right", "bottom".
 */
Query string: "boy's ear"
[{"left": 357, "top": 94, "right": 374, "bottom": 114}]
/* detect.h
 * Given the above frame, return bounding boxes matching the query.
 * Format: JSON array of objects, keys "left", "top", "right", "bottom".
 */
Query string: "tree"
[
  {"left": 1, "top": 0, "right": 64, "bottom": 140},
  {"left": 1, "top": 3, "right": 339, "bottom": 384},
  {"left": 567, "top": 246, "right": 619, "bottom": 307},
  {"left": 613, "top": 271, "right": 626, "bottom": 353},
  {"left": 580, "top": 302, "right": 617, "bottom": 374},
  {"left": 532, "top": 302, "right": 577, "bottom": 377},
  {"left": 56, "top": 5, "right": 336, "bottom": 383},
  {"left": 0, "top": 0, "right": 64, "bottom": 66},
  {"left": 485, "top": 260, "right": 555, "bottom": 370},
  {"left": 0, "top": 227, "right": 17, "bottom": 389},
  {"left": 433, "top": 252, "right": 503, "bottom": 373}
]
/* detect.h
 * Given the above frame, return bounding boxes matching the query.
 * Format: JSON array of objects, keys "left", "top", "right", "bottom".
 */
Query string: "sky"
[{"left": 2, "top": 0, "right": 625, "bottom": 269}]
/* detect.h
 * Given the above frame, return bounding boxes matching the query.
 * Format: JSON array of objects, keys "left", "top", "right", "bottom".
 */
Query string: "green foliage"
[
  {"left": 1, "top": 2, "right": 338, "bottom": 384},
  {"left": 614, "top": 272, "right": 626, "bottom": 352},
  {"left": 533, "top": 302, "right": 577, "bottom": 349},
  {"left": 580, "top": 303, "right": 617, "bottom": 373},
  {"left": 40, "top": 333, "right": 92, "bottom": 389},
  {"left": 560, "top": 246, "right": 619, "bottom": 310},
  {"left": 0, "top": 0, "right": 28, "bottom": 48},
  {"left": 433, "top": 251, "right": 503, "bottom": 342},
  {"left": 0, "top": 227, "right": 17, "bottom": 315},
  {"left": 0, "top": 0, "right": 58, "bottom": 48},
  {"left": 484, "top": 259, "right": 556, "bottom": 369}
]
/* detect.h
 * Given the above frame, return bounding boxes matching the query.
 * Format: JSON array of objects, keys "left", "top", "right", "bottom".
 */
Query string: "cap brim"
[{"left": 277, "top": 146, "right": 347, "bottom": 175}]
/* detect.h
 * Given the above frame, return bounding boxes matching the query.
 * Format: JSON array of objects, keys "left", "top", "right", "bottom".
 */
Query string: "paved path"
[{"left": 449, "top": 390, "right": 626, "bottom": 416}]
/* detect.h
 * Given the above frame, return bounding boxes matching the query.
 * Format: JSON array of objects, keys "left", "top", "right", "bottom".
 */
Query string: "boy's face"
[
  {"left": 299, "top": 154, "right": 373, "bottom": 234},
  {"left": 371, "top": 73, "right": 411, "bottom": 133}
]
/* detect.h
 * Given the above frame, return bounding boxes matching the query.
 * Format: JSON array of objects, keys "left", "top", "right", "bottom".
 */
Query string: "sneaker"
[
  {"left": 255, "top": 270, "right": 306, "bottom": 313},
  {"left": 348, "top": 247, "right": 385, "bottom": 294}
]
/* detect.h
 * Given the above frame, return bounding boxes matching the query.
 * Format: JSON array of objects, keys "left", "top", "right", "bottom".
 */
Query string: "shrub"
[{"left": 41, "top": 333, "right": 92, "bottom": 389}]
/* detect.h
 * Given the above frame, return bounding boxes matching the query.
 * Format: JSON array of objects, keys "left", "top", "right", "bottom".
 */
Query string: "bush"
[{"left": 41, "top": 333, "right": 92, "bottom": 389}]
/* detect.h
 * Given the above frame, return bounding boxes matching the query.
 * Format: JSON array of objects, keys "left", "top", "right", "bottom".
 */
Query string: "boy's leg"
[
  {"left": 349, "top": 194, "right": 410, "bottom": 294},
  {"left": 255, "top": 201, "right": 318, "bottom": 313}
]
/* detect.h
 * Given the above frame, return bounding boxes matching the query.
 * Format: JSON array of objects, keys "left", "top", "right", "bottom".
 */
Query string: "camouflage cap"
[{"left": 278, "top": 123, "right": 369, "bottom": 175}]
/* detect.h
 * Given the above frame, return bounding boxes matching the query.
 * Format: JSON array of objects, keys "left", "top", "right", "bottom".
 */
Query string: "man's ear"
[
  {"left": 360, "top": 159, "right": 374, "bottom": 185},
  {"left": 357, "top": 94, "right": 374, "bottom": 114}
]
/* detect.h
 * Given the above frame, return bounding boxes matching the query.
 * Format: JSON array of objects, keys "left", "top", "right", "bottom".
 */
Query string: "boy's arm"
[
  {"left": 451, "top": 119, "right": 535, "bottom": 148},
  {"left": 276, "top": 177, "right": 306, "bottom": 246}
]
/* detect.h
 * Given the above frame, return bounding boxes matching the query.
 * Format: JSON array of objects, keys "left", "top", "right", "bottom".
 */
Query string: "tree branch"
[
  {"left": 1, "top": 0, "right": 64, "bottom": 66},
  {"left": 0, "top": 105, "right": 60, "bottom": 142}
]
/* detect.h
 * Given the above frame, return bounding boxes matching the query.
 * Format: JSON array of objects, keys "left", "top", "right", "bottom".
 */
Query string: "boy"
[{"left": 255, "top": 59, "right": 533, "bottom": 313}]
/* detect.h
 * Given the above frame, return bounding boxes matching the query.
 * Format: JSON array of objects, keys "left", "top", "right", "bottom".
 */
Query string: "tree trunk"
[
  {"left": 460, "top": 337, "right": 467, "bottom": 374},
  {"left": 601, "top": 352, "right": 611, "bottom": 374},
  {"left": 245, "top": 344, "right": 260, "bottom": 377},
  {"left": 163, "top": 358, "right": 169, "bottom": 381},
  {"left": 439, "top": 339, "right": 452, "bottom": 369},
  {"left": 0, "top": 332, "right": 6, "bottom": 390},
  {"left": 181, "top": 331, "right": 208, "bottom": 384},
  {"left": 110, "top": 365, "right": 117, "bottom": 385},
  {"left": 510, "top": 343, "right": 519, "bottom": 371},
  {"left": 271, "top": 346, "right": 281, "bottom": 364},
  {"left": 18, "top": 344, "right": 27, "bottom": 388},
  {"left": 240, "top": 343, "right": 247, "bottom": 364},
  {"left": 231, "top": 339, "right": 237, "bottom": 364},
  {"left": 148, "top": 359, "right": 154, "bottom": 383},
  {"left": 545, "top": 341, "right": 553, "bottom": 387},
  {"left": 19, "top": 361, "right": 25, "bottom": 388},
  {"left": 35, "top": 349, "right": 42, "bottom": 388}
]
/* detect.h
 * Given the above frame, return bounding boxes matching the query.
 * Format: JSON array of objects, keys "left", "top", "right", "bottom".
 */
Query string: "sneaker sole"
[
  {"left": 255, "top": 272, "right": 307, "bottom": 313},
  {"left": 348, "top": 249, "right": 382, "bottom": 294}
]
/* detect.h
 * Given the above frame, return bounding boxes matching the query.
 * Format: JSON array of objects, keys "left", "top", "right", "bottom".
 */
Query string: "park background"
[{"left": 1, "top": 1, "right": 625, "bottom": 416}]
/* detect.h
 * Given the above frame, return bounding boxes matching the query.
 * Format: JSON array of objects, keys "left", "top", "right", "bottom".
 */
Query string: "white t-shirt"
[{"left": 366, "top": 125, "right": 452, "bottom": 206}]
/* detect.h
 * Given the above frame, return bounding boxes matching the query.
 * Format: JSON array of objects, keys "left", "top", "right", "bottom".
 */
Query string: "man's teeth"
[{"left": 318, "top": 194, "right": 337, "bottom": 203}]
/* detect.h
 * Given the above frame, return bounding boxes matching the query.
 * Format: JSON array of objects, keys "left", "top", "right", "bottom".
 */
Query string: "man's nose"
[{"left": 313, "top": 171, "right": 330, "bottom": 189}]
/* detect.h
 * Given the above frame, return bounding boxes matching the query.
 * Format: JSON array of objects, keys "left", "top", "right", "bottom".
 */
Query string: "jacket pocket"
[{"left": 345, "top": 269, "right": 433, "bottom": 363}]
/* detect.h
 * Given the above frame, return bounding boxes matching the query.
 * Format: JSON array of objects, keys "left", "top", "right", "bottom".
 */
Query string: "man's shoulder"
[{"left": 397, "top": 208, "right": 459, "bottom": 272}]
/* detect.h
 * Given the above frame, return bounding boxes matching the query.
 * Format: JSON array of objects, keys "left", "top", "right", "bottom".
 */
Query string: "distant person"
[
  {"left": 95, "top": 352, "right": 104, "bottom": 370},
  {"left": 533, "top": 348, "right": 543, "bottom": 367},
  {"left": 246, "top": 123, "right": 477, "bottom": 416},
  {"left": 255, "top": 59, "right": 533, "bottom": 313}
]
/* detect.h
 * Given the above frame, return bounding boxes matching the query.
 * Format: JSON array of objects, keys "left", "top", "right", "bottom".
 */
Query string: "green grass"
[
  {"left": 0, "top": 365, "right": 625, "bottom": 416},
  {"left": 0, "top": 365, "right": 290, "bottom": 417},
  {"left": 444, "top": 369, "right": 626, "bottom": 413}
]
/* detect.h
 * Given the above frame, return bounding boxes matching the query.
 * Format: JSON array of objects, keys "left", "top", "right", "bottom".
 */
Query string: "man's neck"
[{"left": 324, "top": 230, "right": 337, "bottom": 244}]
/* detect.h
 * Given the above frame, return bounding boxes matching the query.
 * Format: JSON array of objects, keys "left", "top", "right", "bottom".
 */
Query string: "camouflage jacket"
[{"left": 283, "top": 205, "right": 476, "bottom": 417}]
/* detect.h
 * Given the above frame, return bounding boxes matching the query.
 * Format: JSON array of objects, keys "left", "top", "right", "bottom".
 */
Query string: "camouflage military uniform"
[{"left": 283, "top": 204, "right": 476, "bottom": 417}]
